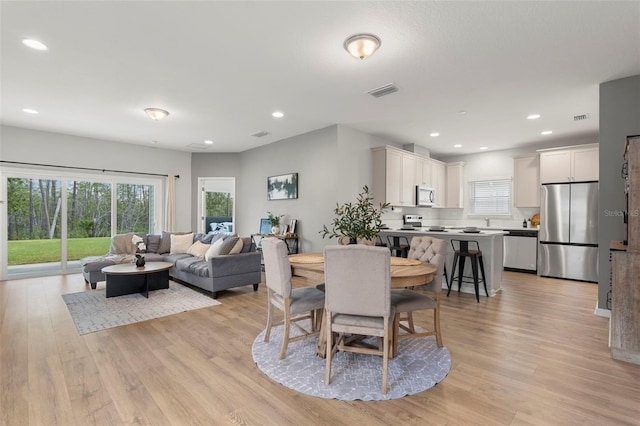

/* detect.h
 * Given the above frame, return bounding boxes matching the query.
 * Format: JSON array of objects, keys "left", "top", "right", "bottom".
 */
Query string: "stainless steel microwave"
[{"left": 416, "top": 186, "right": 436, "bottom": 207}]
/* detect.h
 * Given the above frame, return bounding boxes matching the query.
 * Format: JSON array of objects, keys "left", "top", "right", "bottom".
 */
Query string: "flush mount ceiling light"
[
  {"left": 541, "top": 130, "right": 553, "bottom": 135},
  {"left": 144, "top": 108, "right": 169, "bottom": 121},
  {"left": 527, "top": 114, "right": 541, "bottom": 120},
  {"left": 480, "top": 147, "right": 488, "bottom": 150},
  {"left": 343, "top": 33, "right": 381, "bottom": 60},
  {"left": 272, "top": 111, "right": 284, "bottom": 118},
  {"left": 454, "top": 144, "right": 462, "bottom": 148},
  {"left": 22, "top": 108, "right": 38, "bottom": 114},
  {"left": 22, "top": 39, "right": 48, "bottom": 51},
  {"left": 204, "top": 140, "right": 214, "bottom": 145},
  {"left": 430, "top": 132, "right": 440, "bottom": 137}
]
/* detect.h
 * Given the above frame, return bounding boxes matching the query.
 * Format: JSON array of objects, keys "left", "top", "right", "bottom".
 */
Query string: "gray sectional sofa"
[{"left": 81, "top": 232, "right": 261, "bottom": 298}]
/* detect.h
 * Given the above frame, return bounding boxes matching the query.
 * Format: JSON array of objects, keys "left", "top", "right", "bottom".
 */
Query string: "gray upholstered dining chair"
[
  {"left": 262, "top": 238, "right": 325, "bottom": 360},
  {"left": 391, "top": 236, "right": 446, "bottom": 356},
  {"left": 324, "top": 244, "right": 394, "bottom": 394}
]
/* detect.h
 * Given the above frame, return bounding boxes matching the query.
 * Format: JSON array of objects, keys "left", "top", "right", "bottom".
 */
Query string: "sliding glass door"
[{"left": 0, "top": 168, "right": 163, "bottom": 280}]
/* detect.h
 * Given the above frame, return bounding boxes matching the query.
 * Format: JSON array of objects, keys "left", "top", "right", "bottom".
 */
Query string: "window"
[{"left": 469, "top": 179, "right": 512, "bottom": 215}]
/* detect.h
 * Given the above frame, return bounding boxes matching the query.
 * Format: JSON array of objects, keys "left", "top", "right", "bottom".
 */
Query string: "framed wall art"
[{"left": 267, "top": 172, "right": 298, "bottom": 200}]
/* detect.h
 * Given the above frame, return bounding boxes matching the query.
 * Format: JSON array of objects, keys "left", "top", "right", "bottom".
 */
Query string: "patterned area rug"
[
  {"left": 252, "top": 320, "right": 451, "bottom": 401},
  {"left": 62, "top": 282, "right": 221, "bottom": 335}
]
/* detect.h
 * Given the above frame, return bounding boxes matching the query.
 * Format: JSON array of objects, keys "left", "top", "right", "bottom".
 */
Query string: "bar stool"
[
  {"left": 386, "top": 235, "right": 409, "bottom": 258},
  {"left": 447, "top": 239, "right": 488, "bottom": 302}
]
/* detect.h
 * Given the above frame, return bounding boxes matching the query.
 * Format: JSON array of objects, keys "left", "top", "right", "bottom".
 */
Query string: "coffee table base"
[{"left": 105, "top": 270, "right": 170, "bottom": 298}]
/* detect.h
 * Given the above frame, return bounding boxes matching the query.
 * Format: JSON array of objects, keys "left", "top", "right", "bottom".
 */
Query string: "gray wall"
[
  {"left": 0, "top": 125, "right": 193, "bottom": 231},
  {"left": 599, "top": 74, "right": 640, "bottom": 310},
  {"left": 190, "top": 125, "right": 395, "bottom": 252}
]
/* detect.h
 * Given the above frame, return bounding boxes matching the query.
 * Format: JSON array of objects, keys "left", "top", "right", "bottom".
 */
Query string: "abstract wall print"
[{"left": 267, "top": 173, "right": 298, "bottom": 200}]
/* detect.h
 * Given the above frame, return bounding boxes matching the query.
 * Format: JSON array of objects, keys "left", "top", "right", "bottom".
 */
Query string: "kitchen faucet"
[{"left": 484, "top": 217, "right": 490, "bottom": 227}]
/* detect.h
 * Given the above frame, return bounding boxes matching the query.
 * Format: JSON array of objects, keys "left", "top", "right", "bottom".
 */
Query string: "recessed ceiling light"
[
  {"left": 430, "top": 132, "right": 440, "bottom": 137},
  {"left": 527, "top": 114, "right": 541, "bottom": 120},
  {"left": 480, "top": 147, "right": 488, "bottom": 150},
  {"left": 204, "top": 140, "right": 214, "bottom": 145},
  {"left": 272, "top": 111, "right": 284, "bottom": 118},
  {"left": 458, "top": 110, "right": 467, "bottom": 115},
  {"left": 151, "top": 140, "right": 158, "bottom": 145},
  {"left": 22, "top": 108, "right": 38, "bottom": 114},
  {"left": 22, "top": 39, "right": 48, "bottom": 51},
  {"left": 541, "top": 130, "right": 553, "bottom": 135},
  {"left": 454, "top": 144, "right": 462, "bottom": 148},
  {"left": 144, "top": 108, "right": 169, "bottom": 121}
]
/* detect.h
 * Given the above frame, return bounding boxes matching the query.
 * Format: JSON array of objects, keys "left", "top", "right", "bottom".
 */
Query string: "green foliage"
[
  {"left": 206, "top": 192, "right": 234, "bottom": 216},
  {"left": 320, "top": 185, "right": 390, "bottom": 241},
  {"left": 267, "top": 211, "right": 283, "bottom": 226}
]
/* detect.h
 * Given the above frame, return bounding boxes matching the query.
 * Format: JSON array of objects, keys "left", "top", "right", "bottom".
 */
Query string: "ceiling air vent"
[
  {"left": 251, "top": 130, "right": 270, "bottom": 138},
  {"left": 367, "top": 83, "right": 399, "bottom": 98},
  {"left": 573, "top": 113, "right": 590, "bottom": 121}
]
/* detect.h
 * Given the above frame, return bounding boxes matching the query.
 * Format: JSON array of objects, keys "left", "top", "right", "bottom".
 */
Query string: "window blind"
[{"left": 470, "top": 179, "right": 511, "bottom": 215}]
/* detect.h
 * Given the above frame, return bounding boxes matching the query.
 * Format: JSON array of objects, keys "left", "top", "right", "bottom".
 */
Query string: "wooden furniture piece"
[
  {"left": 324, "top": 245, "right": 393, "bottom": 394},
  {"left": 448, "top": 239, "right": 488, "bottom": 302},
  {"left": 261, "top": 238, "right": 324, "bottom": 360},
  {"left": 101, "top": 261, "right": 172, "bottom": 298},
  {"left": 610, "top": 135, "right": 640, "bottom": 365},
  {"left": 252, "top": 233, "right": 299, "bottom": 254}
]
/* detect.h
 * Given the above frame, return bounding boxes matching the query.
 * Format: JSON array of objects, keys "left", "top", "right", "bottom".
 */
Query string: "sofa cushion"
[
  {"left": 175, "top": 256, "right": 202, "bottom": 271},
  {"left": 240, "top": 237, "right": 253, "bottom": 253},
  {"left": 188, "top": 259, "right": 210, "bottom": 277},
  {"left": 205, "top": 237, "right": 225, "bottom": 261},
  {"left": 170, "top": 233, "right": 194, "bottom": 254},
  {"left": 143, "top": 253, "right": 165, "bottom": 262},
  {"left": 158, "top": 231, "right": 191, "bottom": 254},
  {"left": 219, "top": 236, "right": 241, "bottom": 255},
  {"left": 161, "top": 253, "right": 191, "bottom": 264},
  {"left": 187, "top": 240, "right": 210, "bottom": 258},
  {"left": 80, "top": 256, "right": 117, "bottom": 272},
  {"left": 146, "top": 234, "right": 161, "bottom": 253}
]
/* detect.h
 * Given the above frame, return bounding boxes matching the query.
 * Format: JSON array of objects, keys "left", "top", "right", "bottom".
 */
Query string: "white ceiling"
[{"left": 1, "top": 1, "right": 639, "bottom": 156}]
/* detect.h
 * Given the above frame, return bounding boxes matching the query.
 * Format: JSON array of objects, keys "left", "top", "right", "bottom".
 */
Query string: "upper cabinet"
[
  {"left": 430, "top": 159, "right": 446, "bottom": 208},
  {"left": 416, "top": 157, "right": 432, "bottom": 187},
  {"left": 513, "top": 154, "right": 540, "bottom": 207},
  {"left": 372, "top": 146, "right": 418, "bottom": 207},
  {"left": 445, "top": 162, "right": 464, "bottom": 208},
  {"left": 539, "top": 144, "right": 599, "bottom": 184}
]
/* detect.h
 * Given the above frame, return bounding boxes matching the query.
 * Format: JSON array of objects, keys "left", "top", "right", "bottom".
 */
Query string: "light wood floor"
[{"left": 1, "top": 271, "right": 639, "bottom": 425}]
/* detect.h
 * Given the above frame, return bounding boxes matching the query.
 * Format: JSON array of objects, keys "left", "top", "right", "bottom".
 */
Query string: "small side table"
[{"left": 251, "top": 233, "right": 299, "bottom": 254}]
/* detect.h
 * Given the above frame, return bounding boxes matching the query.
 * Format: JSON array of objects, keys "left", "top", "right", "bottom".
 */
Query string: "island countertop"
[{"left": 379, "top": 228, "right": 505, "bottom": 297}]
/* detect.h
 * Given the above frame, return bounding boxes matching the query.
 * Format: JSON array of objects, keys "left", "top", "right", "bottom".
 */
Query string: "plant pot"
[
  {"left": 271, "top": 226, "right": 280, "bottom": 235},
  {"left": 135, "top": 257, "right": 145, "bottom": 268}
]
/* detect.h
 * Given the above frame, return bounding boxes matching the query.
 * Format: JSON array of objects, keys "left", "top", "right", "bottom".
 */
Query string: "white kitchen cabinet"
[
  {"left": 539, "top": 144, "right": 599, "bottom": 183},
  {"left": 445, "top": 162, "right": 464, "bottom": 208},
  {"left": 513, "top": 154, "right": 540, "bottom": 207},
  {"left": 372, "top": 146, "right": 418, "bottom": 207},
  {"left": 416, "top": 157, "right": 432, "bottom": 187},
  {"left": 430, "top": 159, "right": 446, "bottom": 208}
]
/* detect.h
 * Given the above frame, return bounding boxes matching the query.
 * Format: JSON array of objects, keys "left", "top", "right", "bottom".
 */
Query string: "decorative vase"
[
  {"left": 135, "top": 257, "right": 145, "bottom": 268},
  {"left": 271, "top": 226, "right": 280, "bottom": 235}
]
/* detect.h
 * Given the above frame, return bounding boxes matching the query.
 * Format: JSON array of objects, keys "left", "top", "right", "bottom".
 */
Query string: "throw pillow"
[
  {"left": 170, "top": 233, "right": 194, "bottom": 254},
  {"left": 219, "top": 236, "right": 241, "bottom": 255},
  {"left": 229, "top": 237, "right": 244, "bottom": 254},
  {"left": 205, "top": 237, "right": 225, "bottom": 261},
  {"left": 186, "top": 240, "right": 210, "bottom": 258},
  {"left": 146, "top": 234, "right": 161, "bottom": 253},
  {"left": 158, "top": 231, "right": 190, "bottom": 254}
]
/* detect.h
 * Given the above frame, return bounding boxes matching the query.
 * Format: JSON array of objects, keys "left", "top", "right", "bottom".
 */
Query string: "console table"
[{"left": 251, "top": 233, "right": 299, "bottom": 254}]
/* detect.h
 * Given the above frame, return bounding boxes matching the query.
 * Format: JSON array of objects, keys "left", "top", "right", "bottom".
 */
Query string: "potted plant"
[
  {"left": 267, "top": 211, "right": 284, "bottom": 234},
  {"left": 320, "top": 185, "right": 390, "bottom": 244}
]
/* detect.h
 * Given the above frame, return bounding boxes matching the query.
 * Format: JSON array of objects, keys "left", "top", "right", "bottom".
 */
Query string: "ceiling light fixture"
[
  {"left": 527, "top": 114, "right": 541, "bottom": 120},
  {"left": 144, "top": 108, "right": 169, "bottom": 121},
  {"left": 541, "top": 130, "right": 553, "bottom": 135},
  {"left": 343, "top": 33, "right": 381, "bottom": 60},
  {"left": 204, "top": 140, "right": 214, "bottom": 145},
  {"left": 480, "top": 147, "right": 488, "bottom": 150},
  {"left": 430, "top": 132, "right": 440, "bottom": 137},
  {"left": 22, "top": 39, "right": 48, "bottom": 51},
  {"left": 454, "top": 144, "right": 462, "bottom": 148},
  {"left": 22, "top": 108, "right": 38, "bottom": 114},
  {"left": 272, "top": 111, "right": 284, "bottom": 118}
]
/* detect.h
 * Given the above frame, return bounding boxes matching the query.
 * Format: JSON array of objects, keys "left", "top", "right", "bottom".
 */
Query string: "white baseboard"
[{"left": 594, "top": 305, "right": 611, "bottom": 318}]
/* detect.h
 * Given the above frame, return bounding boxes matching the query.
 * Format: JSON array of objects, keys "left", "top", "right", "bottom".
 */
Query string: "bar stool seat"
[
  {"left": 447, "top": 239, "right": 488, "bottom": 302},
  {"left": 386, "top": 235, "right": 409, "bottom": 258}
]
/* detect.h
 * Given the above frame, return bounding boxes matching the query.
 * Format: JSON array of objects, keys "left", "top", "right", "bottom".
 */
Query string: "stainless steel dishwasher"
[{"left": 503, "top": 229, "right": 538, "bottom": 273}]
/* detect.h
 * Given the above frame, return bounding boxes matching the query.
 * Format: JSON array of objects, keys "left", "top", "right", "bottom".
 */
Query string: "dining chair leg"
[
  {"left": 325, "top": 311, "right": 333, "bottom": 385},
  {"left": 382, "top": 318, "right": 390, "bottom": 394},
  {"left": 479, "top": 255, "right": 489, "bottom": 297},
  {"left": 447, "top": 254, "right": 459, "bottom": 297},
  {"left": 264, "top": 291, "right": 274, "bottom": 342},
  {"left": 457, "top": 256, "right": 466, "bottom": 293},
  {"left": 279, "top": 300, "right": 291, "bottom": 359},
  {"left": 392, "top": 314, "right": 400, "bottom": 358},
  {"left": 434, "top": 293, "right": 443, "bottom": 347}
]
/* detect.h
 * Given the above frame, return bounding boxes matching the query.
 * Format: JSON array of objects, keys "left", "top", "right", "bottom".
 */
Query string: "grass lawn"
[{"left": 7, "top": 237, "right": 111, "bottom": 265}]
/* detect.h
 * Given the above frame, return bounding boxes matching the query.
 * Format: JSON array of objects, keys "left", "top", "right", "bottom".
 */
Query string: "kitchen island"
[{"left": 379, "top": 228, "right": 507, "bottom": 297}]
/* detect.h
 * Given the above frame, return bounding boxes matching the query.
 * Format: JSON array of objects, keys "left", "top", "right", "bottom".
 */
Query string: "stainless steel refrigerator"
[{"left": 538, "top": 182, "right": 599, "bottom": 282}]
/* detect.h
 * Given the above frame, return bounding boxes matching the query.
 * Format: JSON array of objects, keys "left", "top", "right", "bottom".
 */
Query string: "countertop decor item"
[{"left": 320, "top": 185, "right": 390, "bottom": 242}]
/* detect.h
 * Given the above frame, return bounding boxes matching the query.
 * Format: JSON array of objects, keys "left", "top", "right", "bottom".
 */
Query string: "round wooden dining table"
[{"left": 288, "top": 252, "right": 437, "bottom": 287}]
